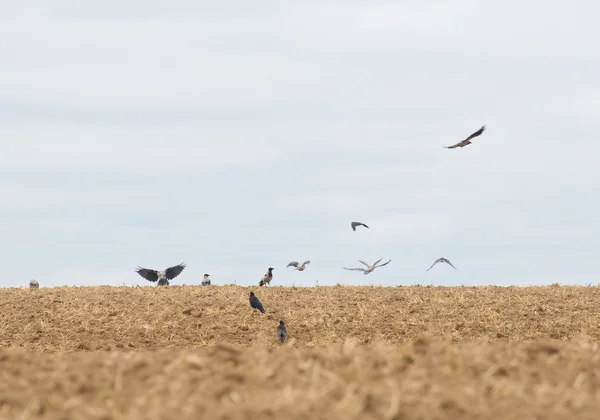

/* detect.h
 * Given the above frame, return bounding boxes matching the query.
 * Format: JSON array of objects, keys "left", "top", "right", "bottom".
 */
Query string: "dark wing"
[
  {"left": 464, "top": 125, "right": 485, "bottom": 142},
  {"left": 135, "top": 267, "right": 159, "bottom": 282},
  {"left": 351, "top": 221, "right": 369, "bottom": 230},
  {"left": 444, "top": 140, "right": 469, "bottom": 149},
  {"left": 287, "top": 261, "right": 299, "bottom": 268},
  {"left": 376, "top": 259, "right": 391, "bottom": 268},
  {"left": 165, "top": 263, "right": 186, "bottom": 280},
  {"left": 250, "top": 295, "right": 265, "bottom": 313},
  {"left": 302, "top": 260, "right": 311, "bottom": 266},
  {"left": 277, "top": 326, "right": 287, "bottom": 343}
]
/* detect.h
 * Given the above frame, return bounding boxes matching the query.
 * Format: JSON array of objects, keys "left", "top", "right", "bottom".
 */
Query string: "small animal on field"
[
  {"left": 277, "top": 320, "right": 287, "bottom": 343},
  {"left": 202, "top": 274, "right": 211, "bottom": 286},
  {"left": 29, "top": 279, "right": 39, "bottom": 289},
  {"left": 249, "top": 291, "right": 265, "bottom": 314},
  {"left": 135, "top": 263, "right": 186, "bottom": 286},
  {"left": 259, "top": 267, "right": 274, "bottom": 286}
]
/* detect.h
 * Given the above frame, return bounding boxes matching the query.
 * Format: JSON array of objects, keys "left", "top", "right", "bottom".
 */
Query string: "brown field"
[{"left": 1, "top": 285, "right": 600, "bottom": 419}]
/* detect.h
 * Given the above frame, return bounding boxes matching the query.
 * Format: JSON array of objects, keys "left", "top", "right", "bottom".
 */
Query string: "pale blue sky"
[{"left": 1, "top": 1, "right": 599, "bottom": 288}]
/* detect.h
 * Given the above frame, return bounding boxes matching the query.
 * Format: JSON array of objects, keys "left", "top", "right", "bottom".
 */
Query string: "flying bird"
[
  {"left": 343, "top": 258, "right": 391, "bottom": 275},
  {"left": 202, "top": 274, "right": 211, "bottom": 286},
  {"left": 29, "top": 279, "right": 39, "bottom": 289},
  {"left": 249, "top": 291, "right": 265, "bottom": 314},
  {"left": 351, "top": 221, "right": 369, "bottom": 231},
  {"left": 135, "top": 263, "right": 186, "bottom": 286},
  {"left": 445, "top": 125, "right": 486, "bottom": 149},
  {"left": 426, "top": 257, "right": 457, "bottom": 272},
  {"left": 277, "top": 320, "right": 287, "bottom": 343},
  {"left": 259, "top": 267, "right": 274, "bottom": 286},
  {"left": 287, "top": 260, "right": 310, "bottom": 271}
]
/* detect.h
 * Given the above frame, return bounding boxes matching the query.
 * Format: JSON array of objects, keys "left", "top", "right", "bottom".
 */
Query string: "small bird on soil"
[
  {"left": 287, "top": 260, "right": 310, "bottom": 271},
  {"left": 249, "top": 291, "right": 265, "bottom": 314},
  {"left": 29, "top": 279, "right": 39, "bottom": 289},
  {"left": 277, "top": 320, "right": 287, "bottom": 343},
  {"left": 426, "top": 257, "right": 457, "bottom": 272},
  {"left": 259, "top": 267, "right": 274, "bottom": 286},
  {"left": 351, "top": 221, "right": 369, "bottom": 231},
  {"left": 135, "top": 263, "right": 186, "bottom": 286},
  {"left": 343, "top": 258, "right": 391, "bottom": 275},
  {"left": 445, "top": 125, "right": 486, "bottom": 149},
  {"left": 201, "top": 274, "right": 211, "bottom": 286}
]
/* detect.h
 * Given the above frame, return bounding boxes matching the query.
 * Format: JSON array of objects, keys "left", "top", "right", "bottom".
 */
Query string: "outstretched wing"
[
  {"left": 371, "top": 258, "right": 383, "bottom": 267},
  {"left": 358, "top": 260, "right": 370, "bottom": 267},
  {"left": 351, "top": 221, "right": 369, "bottom": 230},
  {"left": 135, "top": 267, "right": 159, "bottom": 282},
  {"left": 426, "top": 258, "right": 445, "bottom": 272},
  {"left": 287, "top": 261, "right": 299, "bottom": 268},
  {"left": 165, "top": 263, "right": 186, "bottom": 280},
  {"left": 464, "top": 125, "right": 485, "bottom": 142},
  {"left": 443, "top": 259, "right": 458, "bottom": 270},
  {"left": 444, "top": 140, "right": 468, "bottom": 149},
  {"left": 302, "top": 260, "right": 311, "bottom": 266},
  {"left": 343, "top": 267, "right": 365, "bottom": 272},
  {"left": 375, "top": 259, "right": 391, "bottom": 268}
]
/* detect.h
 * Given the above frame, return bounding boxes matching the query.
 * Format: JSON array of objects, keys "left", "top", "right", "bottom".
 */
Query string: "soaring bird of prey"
[
  {"left": 426, "top": 257, "right": 457, "bottom": 272},
  {"left": 201, "top": 274, "right": 211, "bottom": 286},
  {"left": 277, "top": 320, "right": 287, "bottom": 343},
  {"left": 445, "top": 125, "right": 486, "bottom": 149},
  {"left": 343, "top": 258, "right": 391, "bottom": 275},
  {"left": 249, "top": 291, "right": 265, "bottom": 314},
  {"left": 351, "top": 221, "right": 369, "bottom": 231},
  {"left": 135, "top": 263, "right": 186, "bottom": 286},
  {"left": 287, "top": 260, "right": 310, "bottom": 271},
  {"left": 29, "top": 279, "right": 39, "bottom": 289},
  {"left": 259, "top": 267, "right": 274, "bottom": 286}
]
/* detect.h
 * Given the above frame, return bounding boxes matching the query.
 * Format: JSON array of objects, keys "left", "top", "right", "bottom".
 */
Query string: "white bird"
[
  {"left": 343, "top": 258, "right": 391, "bottom": 275},
  {"left": 426, "top": 257, "right": 457, "bottom": 272}
]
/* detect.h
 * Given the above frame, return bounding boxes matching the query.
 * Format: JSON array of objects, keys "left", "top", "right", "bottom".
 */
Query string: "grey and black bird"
[
  {"left": 277, "top": 320, "right": 287, "bottom": 343},
  {"left": 29, "top": 279, "right": 39, "bottom": 289},
  {"left": 201, "top": 274, "right": 211, "bottom": 286},
  {"left": 426, "top": 257, "right": 457, "bottom": 272},
  {"left": 249, "top": 291, "right": 265, "bottom": 314},
  {"left": 351, "top": 221, "right": 369, "bottom": 231},
  {"left": 259, "top": 267, "right": 274, "bottom": 286},
  {"left": 343, "top": 258, "right": 391, "bottom": 275},
  {"left": 135, "top": 263, "right": 186, "bottom": 286},
  {"left": 445, "top": 125, "right": 486, "bottom": 149},
  {"left": 287, "top": 260, "right": 310, "bottom": 271}
]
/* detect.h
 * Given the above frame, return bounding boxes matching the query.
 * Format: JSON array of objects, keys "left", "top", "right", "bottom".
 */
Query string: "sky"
[{"left": 1, "top": 1, "right": 599, "bottom": 288}]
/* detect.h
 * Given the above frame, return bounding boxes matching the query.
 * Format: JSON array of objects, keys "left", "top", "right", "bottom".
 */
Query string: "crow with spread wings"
[
  {"left": 445, "top": 125, "right": 486, "bottom": 149},
  {"left": 135, "top": 263, "right": 186, "bottom": 286}
]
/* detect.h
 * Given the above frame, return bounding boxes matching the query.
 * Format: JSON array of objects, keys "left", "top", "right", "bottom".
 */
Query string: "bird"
[
  {"left": 135, "top": 263, "right": 186, "bottom": 286},
  {"left": 249, "top": 291, "right": 265, "bottom": 314},
  {"left": 201, "top": 274, "right": 211, "bottom": 286},
  {"left": 29, "top": 279, "right": 39, "bottom": 289},
  {"left": 426, "top": 257, "right": 457, "bottom": 272},
  {"left": 351, "top": 221, "right": 369, "bottom": 231},
  {"left": 277, "top": 320, "right": 287, "bottom": 343},
  {"left": 259, "top": 267, "right": 274, "bottom": 286},
  {"left": 445, "top": 125, "right": 486, "bottom": 149},
  {"left": 343, "top": 258, "right": 391, "bottom": 275},
  {"left": 287, "top": 260, "right": 310, "bottom": 271}
]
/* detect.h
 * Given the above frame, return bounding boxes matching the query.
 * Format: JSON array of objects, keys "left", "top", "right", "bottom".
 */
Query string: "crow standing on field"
[
  {"left": 135, "top": 263, "right": 186, "bottom": 286},
  {"left": 445, "top": 125, "right": 486, "bottom": 149},
  {"left": 29, "top": 279, "right": 39, "bottom": 289},
  {"left": 202, "top": 274, "right": 211, "bottom": 286},
  {"left": 351, "top": 221, "right": 369, "bottom": 231},
  {"left": 277, "top": 320, "right": 287, "bottom": 343},
  {"left": 249, "top": 291, "right": 265, "bottom": 314},
  {"left": 259, "top": 267, "right": 274, "bottom": 286}
]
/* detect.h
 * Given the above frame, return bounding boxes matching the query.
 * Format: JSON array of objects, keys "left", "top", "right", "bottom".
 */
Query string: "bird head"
[
  {"left": 204, "top": 274, "right": 210, "bottom": 277},
  {"left": 249, "top": 291, "right": 255, "bottom": 297},
  {"left": 268, "top": 267, "right": 274, "bottom": 272},
  {"left": 279, "top": 320, "right": 285, "bottom": 326}
]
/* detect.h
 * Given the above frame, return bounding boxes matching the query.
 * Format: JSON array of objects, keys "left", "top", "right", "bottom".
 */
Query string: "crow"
[
  {"left": 249, "top": 291, "right": 265, "bottom": 314},
  {"left": 445, "top": 125, "right": 486, "bottom": 149},
  {"left": 201, "top": 274, "right": 211, "bottom": 286},
  {"left": 426, "top": 257, "right": 457, "bottom": 272},
  {"left": 29, "top": 279, "right": 39, "bottom": 289},
  {"left": 277, "top": 320, "right": 287, "bottom": 343},
  {"left": 287, "top": 260, "right": 310, "bottom": 271},
  {"left": 343, "top": 258, "right": 391, "bottom": 275},
  {"left": 135, "top": 263, "right": 186, "bottom": 286},
  {"left": 259, "top": 267, "right": 274, "bottom": 286},
  {"left": 351, "top": 221, "right": 369, "bottom": 231}
]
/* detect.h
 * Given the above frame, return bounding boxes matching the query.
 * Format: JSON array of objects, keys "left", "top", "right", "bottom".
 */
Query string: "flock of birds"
[{"left": 27, "top": 125, "right": 487, "bottom": 343}]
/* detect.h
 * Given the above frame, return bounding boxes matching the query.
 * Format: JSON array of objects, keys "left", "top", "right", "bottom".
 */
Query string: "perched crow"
[
  {"left": 249, "top": 291, "right": 265, "bottom": 314},
  {"left": 343, "top": 258, "right": 391, "bottom": 275},
  {"left": 287, "top": 260, "right": 310, "bottom": 271},
  {"left": 277, "top": 320, "right": 287, "bottom": 343},
  {"left": 202, "top": 274, "right": 211, "bottom": 286},
  {"left": 426, "top": 257, "right": 457, "bottom": 272},
  {"left": 135, "top": 263, "right": 186, "bottom": 286},
  {"left": 259, "top": 267, "right": 274, "bottom": 286},
  {"left": 351, "top": 221, "right": 369, "bottom": 231},
  {"left": 29, "top": 279, "right": 39, "bottom": 289},
  {"left": 445, "top": 125, "right": 486, "bottom": 149}
]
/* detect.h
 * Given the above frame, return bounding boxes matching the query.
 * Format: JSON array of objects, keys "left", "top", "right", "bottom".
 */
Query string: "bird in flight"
[
  {"left": 201, "top": 274, "right": 211, "bottom": 286},
  {"left": 445, "top": 125, "right": 486, "bottom": 149},
  {"left": 277, "top": 320, "right": 287, "bottom": 343},
  {"left": 351, "top": 221, "right": 369, "bottom": 231},
  {"left": 343, "top": 258, "right": 391, "bottom": 275},
  {"left": 426, "top": 257, "right": 457, "bottom": 272},
  {"left": 259, "top": 267, "right": 274, "bottom": 286},
  {"left": 135, "top": 263, "right": 186, "bottom": 286},
  {"left": 249, "top": 291, "right": 265, "bottom": 314},
  {"left": 287, "top": 260, "right": 310, "bottom": 271}
]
